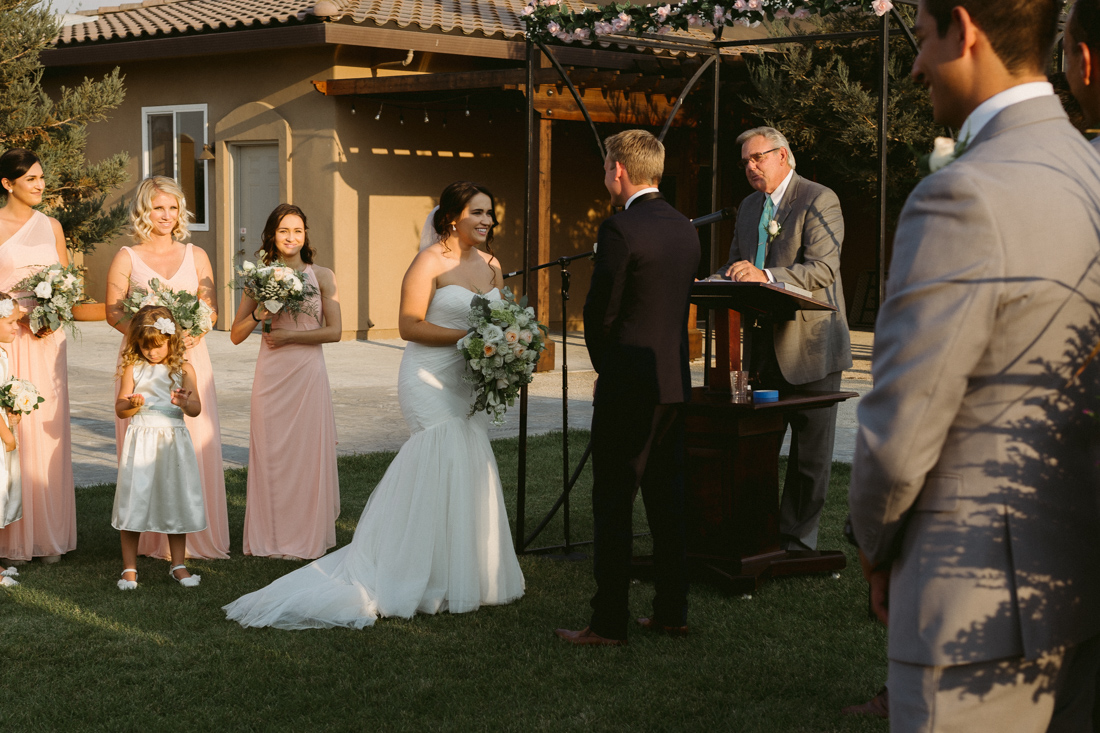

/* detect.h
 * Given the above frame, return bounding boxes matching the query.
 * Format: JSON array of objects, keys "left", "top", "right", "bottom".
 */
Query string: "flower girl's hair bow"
[
  {"left": 0, "top": 299, "right": 14, "bottom": 318},
  {"left": 148, "top": 317, "right": 176, "bottom": 336}
]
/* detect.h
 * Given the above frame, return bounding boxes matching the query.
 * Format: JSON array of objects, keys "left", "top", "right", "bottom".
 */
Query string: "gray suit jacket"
[
  {"left": 721, "top": 173, "right": 852, "bottom": 384},
  {"left": 850, "top": 95, "right": 1100, "bottom": 667}
]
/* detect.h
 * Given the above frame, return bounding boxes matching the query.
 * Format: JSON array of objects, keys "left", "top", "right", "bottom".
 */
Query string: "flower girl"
[
  {"left": 113, "top": 306, "right": 205, "bottom": 590},
  {"left": 0, "top": 293, "right": 23, "bottom": 587}
]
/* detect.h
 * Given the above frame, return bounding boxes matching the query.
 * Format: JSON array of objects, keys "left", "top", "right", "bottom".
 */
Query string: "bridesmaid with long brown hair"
[
  {"left": 0, "top": 148, "right": 75, "bottom": 565},
  {"left": 229, "top": 203, "right": 341, "bottom": 560},
  {"left": 104, "top": 176, "right": 230, "bottom": 560}
]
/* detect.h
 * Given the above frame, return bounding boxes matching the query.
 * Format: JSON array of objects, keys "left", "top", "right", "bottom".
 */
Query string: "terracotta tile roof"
[
  {"left": 57, "top": 1, "right": 735, "bottom": 48},
  {"left": 57, "top": 0, "right": 568, "bottom": 45}
]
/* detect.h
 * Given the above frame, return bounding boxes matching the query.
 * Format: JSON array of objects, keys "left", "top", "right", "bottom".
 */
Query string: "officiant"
[{"left": 716, "top": 126, "right": 852, "bottom": 552}]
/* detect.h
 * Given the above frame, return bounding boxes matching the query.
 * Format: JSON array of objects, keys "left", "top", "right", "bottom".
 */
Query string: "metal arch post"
[
  {"left": 658, "top": 54, "right": 717, "bottom": 143},
  {"left": 517, "top": 38, "right": 536, "bottom": 552},
  {"left": 535, "top": 39, "right": 605, "bottom": 158},
  {"left": 878, "top": 12, "right": 890, "bottom": 314}
]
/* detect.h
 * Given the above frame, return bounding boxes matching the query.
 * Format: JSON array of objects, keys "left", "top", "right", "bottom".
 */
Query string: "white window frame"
[{"left": 141, "top": 104, "right": 210, "bottom": 231}]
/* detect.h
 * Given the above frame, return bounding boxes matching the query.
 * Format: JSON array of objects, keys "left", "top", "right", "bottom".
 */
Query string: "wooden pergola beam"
[{"left": 312, "top": 68, "right": 562, "bottom": 96}]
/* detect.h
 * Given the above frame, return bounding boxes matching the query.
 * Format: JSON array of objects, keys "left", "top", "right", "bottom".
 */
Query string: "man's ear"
[
  {"left": 953, "top": 6, "right": 980, "bottom": 60},
  {"left": 1080, "top": 41, "right": 1096, "bottom": 87}
]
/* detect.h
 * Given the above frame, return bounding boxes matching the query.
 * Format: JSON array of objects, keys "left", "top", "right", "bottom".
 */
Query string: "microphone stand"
[
  {"left": 505, "top": 251, "right": 593, "bottom": 556},
  {"left": 691, "top": 206, "right": 737, "bottom": 389}
]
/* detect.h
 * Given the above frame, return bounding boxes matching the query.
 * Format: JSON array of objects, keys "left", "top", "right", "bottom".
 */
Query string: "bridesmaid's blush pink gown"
[
  {"left": 0, "top": 211, "right": 75, "bottom": 560},
  {"left": 115, "top": 243, "right": 230, "bottom": 559},
  {"left": 242, "top": 265, "right": 339, "bottom": 559}
]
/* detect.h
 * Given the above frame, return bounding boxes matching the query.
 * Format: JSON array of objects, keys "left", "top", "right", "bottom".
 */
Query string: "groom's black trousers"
[{"left": 589, "top": 397, "right": 689, "bottom": 641}]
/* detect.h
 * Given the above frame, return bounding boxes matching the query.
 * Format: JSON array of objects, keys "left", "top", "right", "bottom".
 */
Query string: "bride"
[{"left": 224, "top": 182, "right": 525, "bottom": 629}]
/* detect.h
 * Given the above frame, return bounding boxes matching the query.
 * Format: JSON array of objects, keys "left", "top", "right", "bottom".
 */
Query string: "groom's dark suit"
[{"left": 583, "top": 192, "right": 700, "bottom": 640}]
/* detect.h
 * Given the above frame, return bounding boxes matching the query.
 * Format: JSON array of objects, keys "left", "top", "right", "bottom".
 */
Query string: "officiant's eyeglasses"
[{"left": 741, "top": 148, "right": 780, "bottom": 168}]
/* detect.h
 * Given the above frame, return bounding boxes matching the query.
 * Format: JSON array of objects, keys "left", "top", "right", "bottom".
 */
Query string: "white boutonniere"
[
  {"left": 921, "top": 135, "right": 970, "bottom": 175},
  {"left": 766, "top": 219, "right": 782, "bottom": 244}
]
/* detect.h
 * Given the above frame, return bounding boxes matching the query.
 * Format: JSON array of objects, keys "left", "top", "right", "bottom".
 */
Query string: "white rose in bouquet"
[
  {"left": 242, "top": 260, "right": 256, "bottom": 272},
  {"left": 13, "top": 392, "right": 37, "bottom": 413},
  {"left": 488, "top": 300, "right": 508, "bottom": 311},
  {"left": 496, "top": 378, "right": 509, "bottom": 389},
  {"left": 51, "top": 295, "right": 67, "bottom": 309},
  {"left": 515, "top": 312, "right": 530, "bottom": 327},
  {"left": 479, "top": 323, "right": 504, "bottom": 342},
  {"left": 34, "top": 281, "right": 52, "bottom": 299},
  {"left": 519, "top": 329, "right": 533, "bottom": 344},
  {"left": 197, "top": 301, "right": 215, "bottom": 334},
  {"left": 514, "top": 344, "right": 528, "bottom": 359},
  {"left": 482, "top": 342, "right": 497, "bottom": 358},
  {"left": 140, "top": 292, "right": 159, "bottom": 308},
  {"left": 503, "top": 328, "right": 520, "bottom": 345}
]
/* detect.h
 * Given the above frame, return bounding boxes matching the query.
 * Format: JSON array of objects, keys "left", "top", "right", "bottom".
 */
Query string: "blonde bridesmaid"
[
  {"left": 229, "top": 203, "right": 340, "bottom": 560},
  {"left": 104, "top": 176, "right": 229, "bottom": 560},
  {"left": 0, "top": 149, "right": 76, "bottom": 565}
]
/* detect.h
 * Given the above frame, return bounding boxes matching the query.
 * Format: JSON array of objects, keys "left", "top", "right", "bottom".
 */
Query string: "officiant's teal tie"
[{"left": 754, "top": 195, "right": 774, "bottom": 269}]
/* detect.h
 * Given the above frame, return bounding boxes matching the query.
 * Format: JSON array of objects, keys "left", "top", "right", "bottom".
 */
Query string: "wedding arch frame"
[{"left": 512, "top": 1, "right": 920, "bottom": 555}]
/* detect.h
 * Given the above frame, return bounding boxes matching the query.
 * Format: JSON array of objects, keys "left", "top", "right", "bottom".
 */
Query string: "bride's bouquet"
[
  {"left": 457, "top": 287, "right": 549, "bottom": 426},
  {"left": 230, "top": 261, "right": 318, "bottom": 333},
  {"left": 0, "top": 377, "right": 44, "bottom": 416},
  {"left": 118, "top": 278, "right": 215, "bottom": 338},
  {"left": 12, "top": 263, "right": 84, "bottom": 337}
]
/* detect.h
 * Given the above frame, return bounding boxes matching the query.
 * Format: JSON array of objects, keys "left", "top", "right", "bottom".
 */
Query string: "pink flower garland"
[{"left": 522, "top": 0, "right": 893, "bottom": 44}]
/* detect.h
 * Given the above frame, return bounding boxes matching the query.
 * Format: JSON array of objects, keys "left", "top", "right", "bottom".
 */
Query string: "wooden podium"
[{"left": 683, "top": 281, "right": 857, "bottom": 592}]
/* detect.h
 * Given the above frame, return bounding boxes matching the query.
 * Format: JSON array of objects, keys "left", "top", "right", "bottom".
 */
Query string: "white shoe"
[
  {"left": 0, "top": 575, "right": 18, "bottom": 587},
  {"left": 1, "top": 566, "right": 18, "bottom": 577},
  {"left": 117, "top": 568, "right": 138, "bottom": 591},
  {"left": 169, "top": 565, "right": 200, "bottom": 587}
]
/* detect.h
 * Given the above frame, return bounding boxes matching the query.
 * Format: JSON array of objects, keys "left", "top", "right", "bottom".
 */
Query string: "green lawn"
[{"left": 0, "top": 431, "right": 887, "bottom": 732}]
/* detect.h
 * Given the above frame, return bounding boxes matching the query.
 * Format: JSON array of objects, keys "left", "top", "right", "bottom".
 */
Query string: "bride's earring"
[{"left": 451, "top": 223, "right": 457, "bottom": 231}]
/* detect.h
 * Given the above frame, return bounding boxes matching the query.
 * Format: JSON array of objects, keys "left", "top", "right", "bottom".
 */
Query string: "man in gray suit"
[
  {"left": 849, "top": 0, "right": 1100, "bottom": 729},
  {"left": 719, "top": 126, "right": 852, "bottom": 551},
  {"left": 1066, "top": 0, "right": 1100, "bottom": 154}
]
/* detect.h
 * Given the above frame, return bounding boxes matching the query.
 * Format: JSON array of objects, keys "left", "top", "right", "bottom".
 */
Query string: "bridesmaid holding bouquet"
[
  {"left": 0, "top": 149, "right": 75, "bottom": 565},
  {"left": 230, "top": 203, "right": 341, "bottom": 560},
  {"left": 105, "top": 176, "right": 230, "bottom": 560}
]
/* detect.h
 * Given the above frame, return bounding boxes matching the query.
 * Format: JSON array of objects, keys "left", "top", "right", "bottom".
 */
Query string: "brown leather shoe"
[
  {"left": 840, "top": 686, "right": 889, "bottom": 719},
  {"left": 636, "top": 617, "right": 689, "bottom": 637},
  {"left": 554, "top": 626, "right": 626, "bottom": 646}
]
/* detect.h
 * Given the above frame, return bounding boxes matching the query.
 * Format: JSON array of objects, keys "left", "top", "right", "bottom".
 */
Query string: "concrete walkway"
[{"left": 67, "top": 322, "right": 873, "bottom": 487}]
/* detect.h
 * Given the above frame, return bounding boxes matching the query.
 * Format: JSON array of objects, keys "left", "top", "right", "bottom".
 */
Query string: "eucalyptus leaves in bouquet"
[
  {"left": 12, "top": 262, "right": 84, "bottom": 336},
  {"left": 117, "top": 277, "right": 215, "bottom": 338},
  {"left": 230, "top": 261, "right": 318, "bottom": 333},
  {"left": 457, "top": 287, "right": 549, "bottom": 426}
]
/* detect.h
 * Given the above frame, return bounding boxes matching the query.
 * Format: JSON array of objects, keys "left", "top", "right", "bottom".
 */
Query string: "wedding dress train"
[{"left": 224, "top": 285, "right": 524, "bottom": 629}]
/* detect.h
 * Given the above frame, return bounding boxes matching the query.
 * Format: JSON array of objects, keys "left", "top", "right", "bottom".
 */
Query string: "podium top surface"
[{"left": 691, "top": 280, "right": 837, "bottom": 316}]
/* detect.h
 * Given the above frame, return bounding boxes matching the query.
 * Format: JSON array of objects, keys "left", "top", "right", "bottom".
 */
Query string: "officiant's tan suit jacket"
[
  {"left": 850, "top": 95, "right": 1100, "bottom": 667},
  {"left": 720, "top": 173, "right": 852, "bottom": 385}
]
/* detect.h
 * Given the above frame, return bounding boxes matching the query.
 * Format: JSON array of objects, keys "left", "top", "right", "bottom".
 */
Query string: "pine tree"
[
  {"left": 0, "top": 0, "right": 128, "bottom": 255},
  {"left": 742, "top": 7, "right": 938, "bottom": 229}
]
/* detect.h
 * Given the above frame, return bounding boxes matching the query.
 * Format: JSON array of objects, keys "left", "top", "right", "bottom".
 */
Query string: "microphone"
[{"left": 691, "top": 206, "right": 737, "bottom": 228}]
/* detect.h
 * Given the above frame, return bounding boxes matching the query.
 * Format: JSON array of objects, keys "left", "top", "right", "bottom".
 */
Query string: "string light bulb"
[
  {"left": 399, "top": 112, "right": 404, "bottom": 125},
  {"left": 375, "top": 103, "right": 383, "bottom": 121},
  {"left": 350, "top": 101, "right": 356, "bottom": 115},
  {"left": 424, "top": 110, "right": 429, "bottom": 123}
]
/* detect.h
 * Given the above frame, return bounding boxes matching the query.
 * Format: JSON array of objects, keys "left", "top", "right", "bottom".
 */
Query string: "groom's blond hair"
[{"left": 604, "top": 130, "right": 663, "bottom": 186}]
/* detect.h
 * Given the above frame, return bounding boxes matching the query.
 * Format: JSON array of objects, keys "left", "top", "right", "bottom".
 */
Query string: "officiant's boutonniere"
[
  {"left": 919, "top": 135, "right": 970, "bottom": 175},
  {"left": 766, "top": 219, "right": 782, "bottom": 244}
]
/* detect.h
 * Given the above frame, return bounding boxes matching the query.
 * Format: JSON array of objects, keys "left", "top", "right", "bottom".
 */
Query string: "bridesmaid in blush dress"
[
  {"left": 229, "top": 204, "right": 340, "bottom": 560},
  {"left": 104, "top": 176, "right": 229, "bottom": 560},
  {"left": 0, "top": 149, "right": 75, "bottom": 564}
]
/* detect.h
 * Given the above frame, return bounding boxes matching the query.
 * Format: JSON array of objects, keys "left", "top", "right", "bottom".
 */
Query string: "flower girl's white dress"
[
  {"left": 113, "top": 363, "right": 206, "bottom": 535},
  {"left": 225, "top": 285, "right": 525, "bottom": 629},
  {"left": 0, "top": 347, "right": 21, "bottom": 530}
]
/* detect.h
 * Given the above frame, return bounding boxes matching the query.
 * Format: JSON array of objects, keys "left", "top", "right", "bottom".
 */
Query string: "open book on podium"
[{"left": 691, "top": 279, "right": 837, "bottom": 397}]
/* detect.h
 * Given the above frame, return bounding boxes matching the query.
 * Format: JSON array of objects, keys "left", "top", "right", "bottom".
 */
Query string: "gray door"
[{"left": 233, "top": 144, "right": 281, "bottom": 270}]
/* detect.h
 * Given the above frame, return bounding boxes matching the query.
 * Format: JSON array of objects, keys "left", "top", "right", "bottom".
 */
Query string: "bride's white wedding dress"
[{"left": 224, "top": 285, "right": 525, "bottom": 629}]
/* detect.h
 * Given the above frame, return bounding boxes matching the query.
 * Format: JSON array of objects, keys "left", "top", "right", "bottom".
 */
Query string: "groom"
[{"left": 556, "top": 129, "right": 700, "bottom": 646}]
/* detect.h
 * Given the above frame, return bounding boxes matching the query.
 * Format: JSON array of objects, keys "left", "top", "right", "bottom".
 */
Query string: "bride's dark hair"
[{"left": 433, "top": 181, "right": 499, "bottom": 286}]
